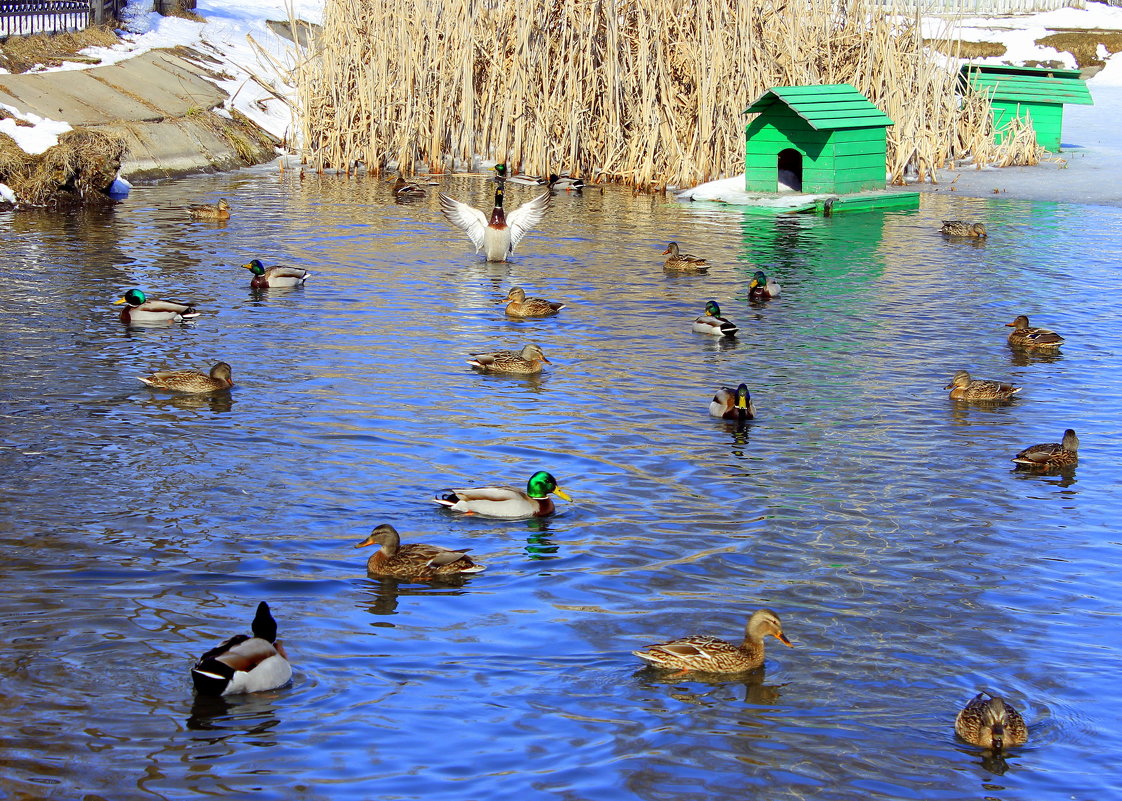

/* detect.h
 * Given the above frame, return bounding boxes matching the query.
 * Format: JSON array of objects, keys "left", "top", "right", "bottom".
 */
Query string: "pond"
[{"left": 1, "top": 168, "right": 1119, "bottom": 801}]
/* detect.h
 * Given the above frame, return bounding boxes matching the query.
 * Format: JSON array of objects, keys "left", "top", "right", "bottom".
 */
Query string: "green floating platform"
[{"left": 689, "top": 189, "right": 920, "bottom": 215}]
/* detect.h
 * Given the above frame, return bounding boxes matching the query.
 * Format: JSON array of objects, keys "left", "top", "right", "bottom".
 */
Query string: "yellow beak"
[
  {"left": 113, "top": 297, "right": 127, "bottom": 305},
  {"left": 553, "top": 486, "right": 572, "bottom": 502}
]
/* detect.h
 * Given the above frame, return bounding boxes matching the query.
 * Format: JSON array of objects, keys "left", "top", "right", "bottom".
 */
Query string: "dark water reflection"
[{"left": 1, "top": 170, "right": 1121, "bottom": 800}]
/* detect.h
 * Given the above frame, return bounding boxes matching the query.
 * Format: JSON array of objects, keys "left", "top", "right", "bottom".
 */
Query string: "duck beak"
[
  {"left": 540, "top": 355, "right": 552, "bottom": 364},
  {"left": 354, "top": 537, "right": 375, "bottom": 549},
  {"left": 241, "top": 263, "right": 254, "bottom": 271},
  {"left": 749, "top": 279, "right": 759, "bottom": 289},
  {"left": 1004, "top": 322, "right": 1015, "bottom": 327},
  {"left": 553, "top": 487, "right": 572, "bottom": 502},
  {"left": 661, "top": 247, "right": 671, "bottom": 255},
  {"left": 775, "top": 632, "right": 793, "bottom": 647},
  {"left": 113, "top": 297, "right": 127, "bottom": 305},
  {"left": 943, "top": 382, "right": 954, "bottom": 389}
]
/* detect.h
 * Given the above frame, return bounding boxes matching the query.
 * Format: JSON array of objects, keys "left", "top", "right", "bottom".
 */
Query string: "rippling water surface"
[{"left": 1, "top": 169, "right": 1120, "bottom": 801}]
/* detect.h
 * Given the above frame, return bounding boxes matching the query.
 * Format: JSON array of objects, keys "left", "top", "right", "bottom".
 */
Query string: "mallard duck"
[
  {"left": 439, "top": 181, "right": 550, "bottom": 262},
  {"left": 663, "top": 242, "right": 708, "bottom": 272},
  {"left": 467, "top": 343, "right": 550, "bottom": 374},
  {"left": 748, "top": 270, "right": 781, "bottom": 300},
  {"left": 547, "top": 173, "right": 585, "bottom": 192},
  {"left": 1012, "top": 428, "right": 1079, "bottom": 470},
  {"left": 500, "top": 287, "right": 565, "bottom": 318},
  {"left": 941, "top": 220, "right": 986, "bottom": 237},
  {"left": 1006, "top": 315, "right": 1063, "bottom": 349},
  {"left": 243, "top": 259, "right": 310, "bottom": 289},
  {"left": 188, "top": 198, "right": 231, "bottom": 220},
  {"left": 692, "top": 300, "right": 738, "bottom": 337},
  {"left": 354, "top": 523, "right": 485, "bottom": 580},
  {"left": 433, "top": 470, "right": 572, "bottom": 518},
  {"left": 632, "top": 608, "right": 793, "bottom": 674},
  {"left": 113, "top": 289, "right": 199, "bottom": 325},
  {"left": 493, "top": 164, "right": 546, "bottom": 186},
  {"left": 954, "top": 691, "right": 1028, "bottom": 750},
  {"left": 709, "top": 384, "right": 756, "bottom": 421},
  {"left": 138, "top": 362, "right": 233, "bottom": 394},
  {"left": 191, "top": 601, "right": 292, "bottom": 696},
  {"left": 392, "top": 173, "right": 426, "bottom": 198},
  {"left": 945, "top": 370, "right": 1021, "bottom": 401}
]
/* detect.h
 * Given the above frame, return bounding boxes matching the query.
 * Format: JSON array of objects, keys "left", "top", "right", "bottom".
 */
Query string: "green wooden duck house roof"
[
  {"left": 960, "top": 64, "right": 1093, "bottom": 152},
  {"left": 744, "top": 84, "right": 894, "bottom": 131},
  {"left": 743, "top": 84, "right": 894, "bottom": 196}
]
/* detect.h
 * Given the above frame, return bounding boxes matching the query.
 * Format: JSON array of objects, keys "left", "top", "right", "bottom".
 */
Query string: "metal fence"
[
  {"left": 0, "top": 0, "right": 125, "bottom": 37},
  {"left": 905, "top": 0, "right": 1084, "bottom": 11}
]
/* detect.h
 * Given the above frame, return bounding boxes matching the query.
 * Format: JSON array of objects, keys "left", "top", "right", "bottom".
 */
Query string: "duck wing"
[
  {"left": 505, "top": 192, "right": 551, "bottom": 251},
  {"left": 439, "top": 193, "right": 488, "bottom": 252},
  {"left": 139, "top": 299, "right": 196, "bottom": 315}
]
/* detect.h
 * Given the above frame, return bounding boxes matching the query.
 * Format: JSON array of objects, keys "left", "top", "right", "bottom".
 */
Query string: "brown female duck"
[
  {"left": 1006, "top": 315, "right": 1063, "bottom": 350},
  {"left": 467, "top": 343, "right": 551, "bottom": 374},
  {"left": 662, "top": 242, "right": 708, "bottom": 272},
  {"left": 940, "top": 220, "right": 986, "bottom": 237},
  {"left": 945, "top": 370, "right": 1021, "bottom": 401},
  {"left": 188, "top": 198, "right": 231, "bottom": 220},
  {"left": 1012, "top": 428, "right": 1079, "bottom": 470},
  {"left": 499, "top": 287, "right": 565, "bottom": 317},
  {"left": 354, "top": 523, "right": 485, "bottom": 580},
  {"left": 632, "top": 608, "right": 793, "bottom": 674},
  {"left": 954, "top": 691, "right": 1028, "bottom": 750},
  {"left": 138, "top": 362, "right": 233, "bottom": 394}
]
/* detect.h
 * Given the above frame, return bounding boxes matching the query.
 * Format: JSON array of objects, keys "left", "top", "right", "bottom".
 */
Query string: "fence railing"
[{"left": 0, "top": 0, "right": 126, "bottom": 38}]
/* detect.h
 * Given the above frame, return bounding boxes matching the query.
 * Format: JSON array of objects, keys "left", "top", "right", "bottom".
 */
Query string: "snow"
[{"left": 0, "top": 103, "right": 72, "bottom": 154}]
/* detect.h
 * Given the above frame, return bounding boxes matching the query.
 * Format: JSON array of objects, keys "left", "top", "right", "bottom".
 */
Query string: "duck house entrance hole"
[{"left": 777, "top": 149, "right": 802, "bottom": 192}]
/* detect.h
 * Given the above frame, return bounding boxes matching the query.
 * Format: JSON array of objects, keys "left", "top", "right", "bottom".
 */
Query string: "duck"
[
  {"left": 945, "top": 370, "right": 1021, "bottom": 401},
  {"left": 954, "top": 691, "right": 1029, "bottom": 750},
  {"left": 113, "top": 289, "right": 200, "bottom": 325},
  {"left": 188, "top": 198, "right": 231, "bottom": 220},
  {"left": 354, "top": 523, "right": 485, "bottom": 580},
  {"left": 662, "top": 242, "right": 708, "bottom": 272},
  {"left": 191, "top": 601, "right": 292, "bottom": 696},
  {"left": 242, "top": 259, "right": 310, "bottom": 289},
  {"left": 433, "top": 470, "right": 571, "bottom": 518},
  {"left": 632, "top": 608, "right": 793, "bottom": 674},
  {"left": 493, "top": 164, "right": 546, "bottom": 186},
  {"left": 439, "top": 181, "right": 550, "bottom": 262},
  {"left": 1006, "top": 315, "right": 1063, "bottom": 349},
  {"left": 748, "top": 270, "right": 781, "bottom": 300},
  {"left": 467, "top": 343, "right": 550, "bottom": 374},
  {"left": 392, "top": 173, "right": 426, "bottom": 198},
  {"left": 499, "top": 286, "right": 565, "bottom": 318},
  {"left": 709, "top": 384, "right": 756, "bottom": 421},
  {"left": 692, "top": 300, "right": 738, "bottom": 337},
  {"left": 1012, "top": 428, "right": 1079, "bottom": 470},
  {"left": 940, "top": 220, "right": 986, "bottom": 237},
  {"left": 547, "top": 173, "right": 585, "bottom": 192},
  {"left": 138, "top": 362, "right": 234, "bottom": 394}
]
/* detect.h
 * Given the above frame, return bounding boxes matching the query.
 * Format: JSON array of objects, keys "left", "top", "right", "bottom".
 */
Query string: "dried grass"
[
  {"left": 295, "top": 0, "right": 1039, "bottom": 189},
  {"left": 0, "top": 25, "right": 119, "bottom": 74},
  {"left": 0, "top": 127, "right": 126, "bottom": 206}
]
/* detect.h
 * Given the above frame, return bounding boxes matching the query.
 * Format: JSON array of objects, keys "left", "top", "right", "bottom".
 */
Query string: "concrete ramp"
[{"left": 0, "top": 49, "right": 275, "bottom": 180}]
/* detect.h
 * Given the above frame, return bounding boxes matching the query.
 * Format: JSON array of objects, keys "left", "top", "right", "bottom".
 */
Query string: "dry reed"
[
  {"left": 0, "top": 128, "right": 125, "bottom": 206},
  {"left": 295, "top": 0, "right": 1038, "bottom": 189}
]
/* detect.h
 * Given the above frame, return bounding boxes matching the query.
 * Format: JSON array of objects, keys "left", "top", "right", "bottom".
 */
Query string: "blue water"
[{"left": 0, "top": 170, "right": 1120, "bottom": 801}]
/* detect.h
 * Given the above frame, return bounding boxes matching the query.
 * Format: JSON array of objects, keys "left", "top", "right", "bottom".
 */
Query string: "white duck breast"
[{"left": 439, "top": 185, "right": 550, "bottom": 262}]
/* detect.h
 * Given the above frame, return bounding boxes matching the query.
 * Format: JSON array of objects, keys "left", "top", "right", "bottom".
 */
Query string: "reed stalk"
[{"left": 294, "top": 0, "right": 1039, "bottom": 189}]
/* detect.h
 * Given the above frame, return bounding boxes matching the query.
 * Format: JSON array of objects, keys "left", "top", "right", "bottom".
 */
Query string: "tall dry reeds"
[{"left": 295, "top": 0, "right": 1037, "bottom": 189}]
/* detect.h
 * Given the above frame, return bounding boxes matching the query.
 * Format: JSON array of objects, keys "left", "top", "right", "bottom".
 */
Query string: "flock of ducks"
[{"left": 130, "top": 187, "right": 1053, "bottom": 755}]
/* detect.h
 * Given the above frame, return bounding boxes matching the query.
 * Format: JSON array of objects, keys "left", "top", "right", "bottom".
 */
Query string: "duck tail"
[{"left": 191, "top": 658, "right": 235, "bottom": 695}]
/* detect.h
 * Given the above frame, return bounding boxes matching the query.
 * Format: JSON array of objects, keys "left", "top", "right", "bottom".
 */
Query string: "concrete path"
[{"left": 0, "top": 49, "right": 274, "bottom": 180}]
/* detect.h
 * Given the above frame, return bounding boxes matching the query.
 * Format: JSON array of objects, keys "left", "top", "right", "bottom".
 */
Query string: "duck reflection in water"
[
  {"left": 359, "top": 576, "right": 472, "bottom": 619},
  {"left": 147, "top": 393, "right": 234, "bottom": 414},
  {"left": 186, "top": 691, "right": 282, "bottom": 735},
  {"left": 638, "top": 666, "right": 784, "bottom": 707}
]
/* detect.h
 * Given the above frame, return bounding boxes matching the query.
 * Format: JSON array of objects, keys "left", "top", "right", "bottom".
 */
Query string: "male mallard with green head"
[
  {"left": 954, "top": 691, "right": 1028, "bottom": 750},
  {"left": 138, "top": 362, "right": 233, "bottom": 394},
  {"left": 1005, "top": 315, "right": 1063, "bottom": 350},
  {"left": 662, "top": 242, "right": 708, "bottom": 272},
  {"left": 710, "top": 384, "right": 756, "bottom": 421},
  {"left": 467, "top": 343, "right": 551, "bottom": 374},
  {"left": 692, "top": 300, "right": 738, "bottom": 337},
  {"left": 940, "top": 220, "right": 986, "bottom": 237},
  {"left": 499, "top": 287, "right": 565, "bottom": 318},
  {"left": 1012, "top": 428, "right": 1079, "bottom": 470},
  {"left": 242, "top": 259, "right": 310, "bottom": 289},
  {"left": 439, "top": 179, "right": 550, "bottom": 262},
  {"left": 633, "top": 609, "right": 793, "bottom": 674},
  {"left": 433, "top": 470, "right": 571, "bottom": 518},
  {"left": 354, "top": 523, "right": 485, "bottom": 580},
  {"left": 191, "top": 601, "right": 291, "bottom": 696},
  {"left": 748, "top": 270, "right": 781, "bottom": 300},
  {"left": 114, "top": 289, "right": 200, "bottom": 325},
  {"left": 188, "top": 198, "right": 231, "bottom": 220},
  {"left": 945, "top": 370, "right": 1021, "bottom": 401}
]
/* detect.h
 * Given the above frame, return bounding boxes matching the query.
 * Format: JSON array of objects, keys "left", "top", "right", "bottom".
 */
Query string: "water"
[{"left": 1, "top": 169, "right": 1120, "bottom": 801}]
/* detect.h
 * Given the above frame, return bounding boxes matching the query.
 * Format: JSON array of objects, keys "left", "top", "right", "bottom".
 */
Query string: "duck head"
[
  {"left": 527, "top": 470, "right": 571, "bottom": 501},
  {"left": 114, "top": 289, "right": 147, "bottom": 307}
]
